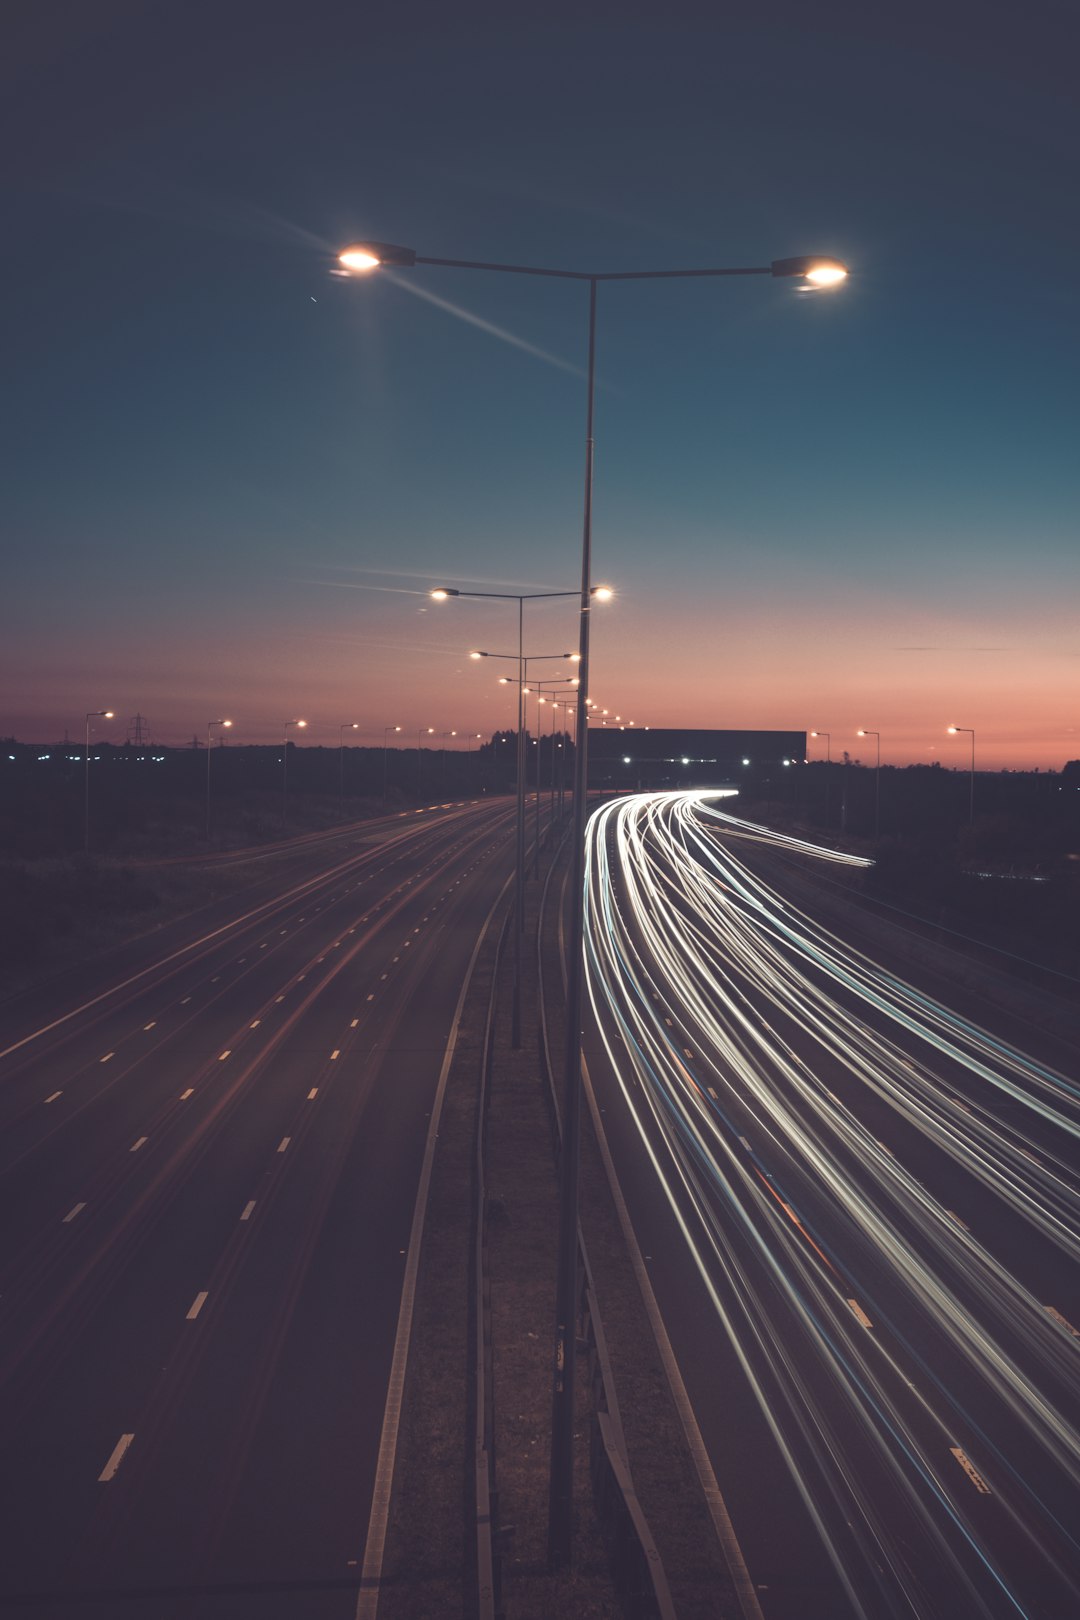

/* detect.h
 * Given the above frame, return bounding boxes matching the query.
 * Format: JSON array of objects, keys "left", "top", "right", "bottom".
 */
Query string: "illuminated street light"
[
  {"left": 84, "top": 708, "right": 115, "bottom": 855},
  {"left": 857, "top": 729, "right": 881, "bottom": 842},
  {"left": 342, "top": 233, "right": 849, "bottom": 1570},
  {"left": 383, "top": 725, "right": 402, "bottom": 800},
  {"left": 282, "top": 719, "right": 307, "bottom": 826},
  {"left": 206, "top": 718, "right": 233, "bottom": 840},
  {"left": 339, "top": 722, "right": 360, "bottom": 811},
  {"left": 811, "top": 730, "right": 832, "bottom": 827},
  {"left": 435, "top": 581, "right": 609, "bottom": 1049},
  {"left": 417, "top": 726, "right": 435, "bottom": 797},
  {"left": 948, "top": 725, "right": 976, "bottom": 826}
]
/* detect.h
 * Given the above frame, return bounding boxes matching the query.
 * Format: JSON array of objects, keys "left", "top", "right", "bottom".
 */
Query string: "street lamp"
[
  {"left": 383, "top": 725, "right": 402, "bottom": 800},
  {"left": 84, "top": 708, "right": 114, "bottom": 855},
  {"left": 339, "top": 722, "right": 359, "bottom": 810},
  {"left": 206, "top": 718, "right": 233, "bottom": 840},
  {"left": 343, "top": 236, "right": 848, "bottom": 1569},
  {"left": 282, "top": 719, "right": 307, "bottom": 825},
  {"left": 417, "top": 726, "right": 435, "bottom": 797},
  {"left": 434, "top": 584, "right": 610, "bottom": 1044},
  {"left": 856, "top": 729, "right": 881, "bottom": 842},
  {"left": 810, "top": 730, "right": 831, "bottom": 827},
  {"left": 948, "top": 725, "right": 976, "bottom": 826},
  {"left": 475, "top": 646, "right": 576, "bottom": 1047}
]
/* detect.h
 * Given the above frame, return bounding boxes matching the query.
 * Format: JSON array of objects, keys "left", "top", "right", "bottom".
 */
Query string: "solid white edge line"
[
  {"left": 354, "top": 869, "right": 512, "bottom": 1620},
  {"left": 581, "top": 1055, "right": 766, "bottom": 1620}
]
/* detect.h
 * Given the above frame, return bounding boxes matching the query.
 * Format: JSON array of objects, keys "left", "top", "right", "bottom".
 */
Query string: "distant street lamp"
[
  {"left": 84, "top": 708, "right": 115, "bottom": 855},
  {"left": 417, "top": 726, "right": 435, "bottom": 797},
  {"left": 206, "top": 718, "right": 233, "bottom": 840},
  {"left": 383, "top": 725, "right": 402, "bottom": 800},
  {"left": 342, "top": 234, "right": 848, "bottom": 1572},
  {"left": 339, "top": 722, "right": 359, "bottom": 811},
  {"left": 948, "top": 725, "right": 976, "bottom": 826},
  {"left": 434, "top": 585, "right": 608, "bottom": 1046},
  {"left": 811, "top": 730, "right": 831, "bottom": 826},
  {"left": 856, "top": 729, "right": 881, "bottom": 842},
  {"left": 282, "top": 719, "right": 307, "bottom": 825}
]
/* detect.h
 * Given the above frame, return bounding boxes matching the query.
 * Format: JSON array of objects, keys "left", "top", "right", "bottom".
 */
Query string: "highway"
[
  {"left": 582, "top": 791, "right": 1080, "bottom": 1620},
  {"left": 0, "top": 798, "right": 516, "bottom": 1619}
]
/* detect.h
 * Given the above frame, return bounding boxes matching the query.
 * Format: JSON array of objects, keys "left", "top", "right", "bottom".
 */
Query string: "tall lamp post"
[
  {"left": 84, "top": 708, "right": 114, "bottom": 855},
  {"left": 339, "top": 722, "right": 359, "bottom": 811},
  {"left": 810, "top": 729, "right": 831, "bottom": 827},
  {"left": 416, "top": 726, "right": 435, "bottom": 798},
  {"left": 206, "top": 718, "right": 233, "bottom": 839},
  {"left": 383, "top": 725, "right": 402, "bottom": 800},
  {"left": 472, "top": 647, "right": 577, "bottom": 1046},
  {"left": 857, "top": 729, "right": 881, "bottom": 843},
  {"left": 282, "top": 719, "right": 307, "bottom": 825},
  {"left": 948, "top": 725, "right": 976, "bottom": 826},
  {"left": 342, "top": 236, "right": 848, "bottom": 1570}
]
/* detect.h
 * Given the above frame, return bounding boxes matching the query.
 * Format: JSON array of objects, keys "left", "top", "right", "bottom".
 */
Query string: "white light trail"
[{"left": 584, "top": 791, "right": 1080, "bottom": 1619}]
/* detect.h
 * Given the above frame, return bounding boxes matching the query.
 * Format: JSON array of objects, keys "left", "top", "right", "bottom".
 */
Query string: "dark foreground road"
[{"left": 0, "top": 799, "right": 516, "bottom": 1620}]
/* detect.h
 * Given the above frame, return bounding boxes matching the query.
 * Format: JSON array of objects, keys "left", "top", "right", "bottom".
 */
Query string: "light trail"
[{"left": 584, "top": 791, "right": 1080, "bottom": 1619}]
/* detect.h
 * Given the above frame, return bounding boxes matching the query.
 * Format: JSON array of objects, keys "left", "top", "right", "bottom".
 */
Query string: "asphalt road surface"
[
  {"left": 582, "top": 790, "right": 1080, "bottom": 1620},
  {"left": 0, "top": 798, "right": 516, "bottom": 1620}
]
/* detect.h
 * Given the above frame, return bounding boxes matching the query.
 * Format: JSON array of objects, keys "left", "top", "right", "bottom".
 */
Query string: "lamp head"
[
  {"left": 590, "top": 584, "right": 614, "bottom": 601},
  {"left": 339, "top": 241, "right": 417, "bottom": 272},
  {"left": 430, "top": 587, "right": 459, "bottom": 600},
  {"left": 771, "top": 256, "right": 848, "bottom": 287}
]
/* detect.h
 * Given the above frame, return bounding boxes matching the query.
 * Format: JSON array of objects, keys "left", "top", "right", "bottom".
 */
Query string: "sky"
[{"left": 4, "top": 0, "right": 1078, "bottom": 769}]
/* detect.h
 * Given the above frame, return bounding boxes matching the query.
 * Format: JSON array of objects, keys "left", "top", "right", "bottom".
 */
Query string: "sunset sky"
[{"left": 5, "top": 1, "right": 1078, "bottom": 769}]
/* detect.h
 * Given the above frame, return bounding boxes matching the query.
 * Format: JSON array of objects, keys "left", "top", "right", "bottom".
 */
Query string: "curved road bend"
[
  {"left": 0, "top": 798, "right": 517, "bottom": 1619},
  {"left": 582, "top": 790, "right": 1080, "bottom": 1620}
]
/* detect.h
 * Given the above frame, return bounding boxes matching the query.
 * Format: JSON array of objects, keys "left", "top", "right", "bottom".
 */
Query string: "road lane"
[
  {"left": 0, "top": 798, "right": 517, "bottom": 1615},
  {"left": 581, "top": 791, "right": 1080, "bottom": 1620}
]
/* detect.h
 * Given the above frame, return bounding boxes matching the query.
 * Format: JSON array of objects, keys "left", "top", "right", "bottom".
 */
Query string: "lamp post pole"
[
  {"left": 417, "top": 727, "right": 434, "bottom": 798},
  {"left": 857, "top": 729, "right": 881, "bottom": 842},
  {"left": 383, "top": 725, "right": 401, "bottom": 800},
  {"left": 282, "top": 719, "right": 306, "bottom": 825},
  {"left": 206, "top": 718, "right": 232, "bottom": 840},
  {"left": 811, "top": 730, "right": 831, "bottom": 827},
  {"left": 84, "top": 708, "right": 114, "bottom": 855},
  {"left": 948, "top": 726, "right": 976, "bottom": 826},
  {"left": 339, "top": 722, "right": 359, "bottom": 812},
  {"left": 341, "top": 236, "right": 848, "bottom": 1571}
]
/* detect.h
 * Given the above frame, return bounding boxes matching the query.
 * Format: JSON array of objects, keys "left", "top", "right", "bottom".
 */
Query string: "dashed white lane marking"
[
  {"left": 186, "top": 1291, "right": 209, "bottom": 1321},
  {"left": 847, "top": 1299, "right": 874, "bottom": 1329},
  {"left": 330, "top": 1049, "right": 340, "bottom": 1061},
  {"left": 100, "top": 1052, "right": 114, "bottom": 1064},
  {"left": 250, "top": 1020, "right": 261, "bottom": 1028},
  {"left": 308, "top": 1088, "right": 318, "bottom": 1100},
  {"left": 63, "top": 1202, "right": 86, "bottom": 1223},
  {"left": 380, "top": 973, "right": 388, "bottom": 981},
  {"left": 240, "top": 1200, "right": 256, "bottom": 1221},
  {"left": 350, "top": 1019, "right": 359, "bottom": 1028},
  {"left": 143, "top": 1022, "right": 156, "bottom": 1031},
  {"left": 298, "top": 974, "right": 307, "bottom": 981},
  {"left": 367, "top": 994, "right": 375, "bottom": 1002},
  {"left": 211, "top": 977, "right": 220, "bottom": 984},
  {"left": 277, "top": 1137, "right": 290, "bottom": 1153},
  {"left": 738, "top": 1135, "right": 751, "bottom": 1149},
  {"left": 180, "top": 1088, "right": 194, "bottom": 1100},
  {"left": 45, "top": 1091, "right": 62, "bottom": 1104},
  {"left": 130, "top": 1137, "right": 148, "bottom": 1153},
  {"left": 181, "top": 997, "right": 191, "bottom": 1005},
  {"left": 98, "top": 1433, "right": 135, "bottom": 1482},
  {"left": 260, "top": 943, "right": 268, "bottom": 949},
  {"left": 218, "top": 1050, "right": 231, "bottom": 1061},
  {"left": 950, "top": 1447, "right": 991, "bottom": 1494}
]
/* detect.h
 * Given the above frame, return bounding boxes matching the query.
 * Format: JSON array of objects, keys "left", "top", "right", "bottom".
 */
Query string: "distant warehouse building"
[{"left": 587, "top": 728, "right": 807, "bottom": 792}]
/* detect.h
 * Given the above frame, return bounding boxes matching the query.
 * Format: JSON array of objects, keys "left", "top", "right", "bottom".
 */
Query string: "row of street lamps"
[
  {"left": 340, "top": 233, "right": 849, "bottom": 1564},
  {"left": 811, "top": 725, "right": 978, "bottom": 836}
]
